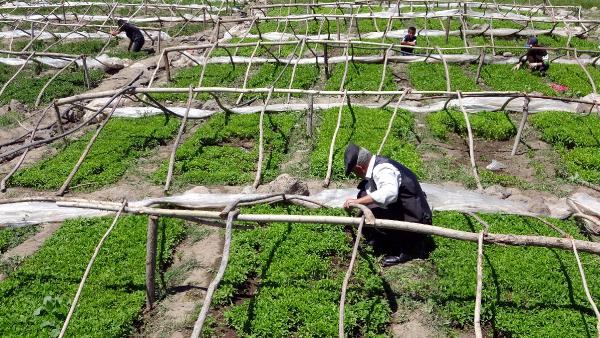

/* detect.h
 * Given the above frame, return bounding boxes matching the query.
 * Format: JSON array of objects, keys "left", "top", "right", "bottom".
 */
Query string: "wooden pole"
[
  {"left": 339, "top": 216, "right": 365, "bottom": 338},
  {"left": 575, "top": 50, "right": 597, "bottom": 95},
  {"left": 190, "top": 210, "right": 239, "bottom": 338},
  {"left": 377, "top": 91, "right": 409, "bottom": 155},
  {"left": 55, "top": 200, "right": 600, "bottom": 256},
  {"left": 53, "top": 101, "right": 67, "bottom": 146},
  {"left": 474, "top": 230, "right": 484, "bottom": 338},
  {"left": 436, "top": 46, "right": 452, "bottom": 92},
  {"left": 252, "top": 88, "right": 274, "bottom": 189},
  {"left": 58, "top": 200, "right": 127, "bottom": 338},
  {"left": 0, "top": 104, "right": 51, "bottom": 192},
  {"left": 56, "top": 94, "right": 124, "bottom": 196},
  {"left": 475, "top": 49, "right": 485, "bottom": 84},
  {"left": 323, "top": 91, "right": 348, "bottom": 187},
  {"left": 307, "top": 93, "right": 314, "bottom": 137},
  {"left": 164, "top": 87, "right": 193, "bottom": 193},
  {"left": 146, "top": 215, "right": 159, "bottom": 310},
  {"left": 236, "top": 42, "right": 260, "bottom": 105},
  {"left": 35, "top": 57, "right": 79, "bottom": 107},
  {"left": 511, "top": 95, "right": 530, "bottom": 156},
  {"left": 81, "top": 56, "right": 91, "bottom": 89},
  {"left": 457, "top": 91, "right": 483, "bottom": 191}
]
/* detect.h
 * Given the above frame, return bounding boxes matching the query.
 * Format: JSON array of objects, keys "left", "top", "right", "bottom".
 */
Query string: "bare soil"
[{"left": 135, "top": 227, "right": 223, "bottom": 338}]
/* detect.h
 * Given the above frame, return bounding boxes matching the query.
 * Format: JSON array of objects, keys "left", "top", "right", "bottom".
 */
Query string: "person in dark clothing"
[
  {"left": 400, "top": 26, "right": 417, "bottom": 55},
  {"left": 111, "top": 19, "right": 145, "bottom": 52},
  {"left": 342, "top": 143, "right": 433, "bottom": 266},
  {"left": 513, "top": 36, "right": 549, "bottom": 76}
]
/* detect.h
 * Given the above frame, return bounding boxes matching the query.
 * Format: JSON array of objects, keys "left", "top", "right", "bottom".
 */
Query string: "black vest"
[{"left": 368, "top": 156, "right": 432, "bottom": 224}]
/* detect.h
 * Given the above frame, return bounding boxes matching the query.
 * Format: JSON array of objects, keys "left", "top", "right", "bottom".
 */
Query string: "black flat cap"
[{"left": 344, "top": 143, "right": 359, "bottom": 176}]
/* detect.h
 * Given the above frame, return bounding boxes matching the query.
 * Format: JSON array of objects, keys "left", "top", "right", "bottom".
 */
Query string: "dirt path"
[
  {"left": 0, "top": 222, "right": 60, "bottom": 281},
  {"left": 135, "top": 226, "right": 223, "bottom": 338}
]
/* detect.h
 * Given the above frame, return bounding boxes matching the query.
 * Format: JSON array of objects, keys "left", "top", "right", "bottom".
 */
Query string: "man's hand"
[
  {"left": 511, "top": 63, "right": 521, "bottom": 71},
  {"left": 343, "top": 198, "right": 358, "bottom": 210},
  {"left": 110, "top": 30, "right": 118, "bottom": 36}
]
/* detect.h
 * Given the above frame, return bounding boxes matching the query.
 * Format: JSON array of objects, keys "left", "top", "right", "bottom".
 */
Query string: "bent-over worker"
[
  {"left": 111, "top": 19, "right": 145, "bottom": 52},
  {"left": 342, "top": 143, "right": 433, "bottom": 266},
  {"left": 513, "top": 36, "right": 549, "bottom": 76}
]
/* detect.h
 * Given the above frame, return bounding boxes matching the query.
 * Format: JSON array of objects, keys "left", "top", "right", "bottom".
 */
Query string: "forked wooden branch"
[
  {"left": 58, "top": 199, "right": 127, "bottom": 338},
  {"left": 190, "top": 209, "right": 240, "bottom": 338}
]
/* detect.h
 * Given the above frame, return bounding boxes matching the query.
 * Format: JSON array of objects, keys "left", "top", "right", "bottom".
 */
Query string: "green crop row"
[
  {"left": 325, "top": 63, "right": 396, "bottom": 91},
  {"left": 0, "top": 225, "right": 39, "bottom": 254},
  {"left": 547, "top": 65, "right": 600, "bottom": 98},
  {"left": 426, "top": 110, "right": 516, "bottom": 141},
  {"left": 10, "top": 115, "right": 179, "bottom": 191},
  {"left": 0, "top": 63, "right": 104, "bottom": 106},
  {"left": 0, "top": 216, "right": 185, "bottom": 337},
  {"left": 153, "top": 112, "right": 297, "bottom": 186},
  {"left": 207, "top": 205, "right": 390, "bottom": 337},
  {"left": 408, "top": 63, "right": 480, "bottom": 91},
  {"left": 428, "top": 212, "right": 600, "bottom": 337},
  {"left": 477, "top": 64, "right": 554, "bottom": 95},
  {"left": 531, "top": 111, "right": 600, "bottom": 183},
  {"left": 310, "top": 106, "right": 424, "bottom": 181}
]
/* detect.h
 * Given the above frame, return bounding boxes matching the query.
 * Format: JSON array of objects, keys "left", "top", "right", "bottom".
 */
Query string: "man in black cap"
[
  {"left": 111, "top": 19, "right": 145, "bottom": 52},
  {"left": 513, "top": 36, "right": 549, "bottom": 76},
  {"left": 342, "top": 143, "right": 432, "bottom": 266}
]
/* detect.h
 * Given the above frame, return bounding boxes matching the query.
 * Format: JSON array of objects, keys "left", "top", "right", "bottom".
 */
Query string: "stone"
[
  {"left": 484, "top": 185, "right": 511, "bottom": 199},
  {"left": 576, "top": 93, "right": 600, "bottom": 114},
  {"left": 502, "top": 52, "right": 513, "bottom": 57},
  {"left": 8, "top": 99, "right": 25, "bottom": 113},
  {"left": 591, "top": 7, "right": 597, "bottom": 11},
  {"left": 527, "top": 196, "right": 550, "bottom": 216},
  {"left": 486, "top": 159, "right": 507, "bottom": 171},
  {"left": 186, "top": 186, "right": 211, "bottom": 194},
  {"left": 255, "top": 174, "right": 310, "bottom": 196}
]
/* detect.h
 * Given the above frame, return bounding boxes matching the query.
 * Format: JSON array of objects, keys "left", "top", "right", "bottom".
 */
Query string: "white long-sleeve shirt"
[{"left": 365, "top": 156, "right": 402, "bottom": 208}]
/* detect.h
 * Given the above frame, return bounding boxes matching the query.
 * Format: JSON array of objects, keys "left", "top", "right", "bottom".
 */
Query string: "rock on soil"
[{"left": 254, "top": 174, "right": 310, "bottom": 196}]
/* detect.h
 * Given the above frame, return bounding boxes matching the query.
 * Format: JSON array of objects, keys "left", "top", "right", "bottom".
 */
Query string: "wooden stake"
[
  {"left": 58, "top": 200, "right": 127, "bottom": 338},
  {"left": 164, "top": 87, "right": 193, "bottom": 193},
  {"left": 377, "top": 91, "right": 409, "bottom": 155},
  {"left": 0, "top": 104, "right": 51, "bottom": 192},
  {"left": 475, "top": 49, "right": 485, "bottom": 84},
  {"left": 457, "top": 92, "right": 483, "bottom": 191},
  {"left": 339, "top": 215, "right": 366, "bottom": 338},
  {"left": 35, "top": 57, "right": 79, "bottom": 107},
  {"left": 53, "top": 101, "right": 67, "bottom": 146},
  {"left": 190, "top": 210, "right": 239, "bottom": 338},
  {"left": 146, "top": 215, "right": 159, "bottom": 310},
  {"left": 511, "top": 95, "right": 530, "bottom": 156},
  {"left": 82, "top": 56, "right": 91, "bottom": 89},
  {"left": 236, "top": 42, "right": 261, "bottom": 105},
  {"left": 323, "top": 91, "right": 348, "bottom": 187},
  {"left": 307, "top": 93, "right": 314, "bottom": 137},
  {"left": 436, "top": 46, "right": 452, "bottom": 92},
  {"left": 56, "top": 94, "right": 124, "bottom": 196},
  {"left": 252, "top": 88, "right": 274, "bottom": 189},
  {"left": 570, "top": 238, "right": 600, "bottom": 337}
]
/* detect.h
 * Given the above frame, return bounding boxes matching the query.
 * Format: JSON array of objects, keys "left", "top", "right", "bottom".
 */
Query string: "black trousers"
[
  {"left": 131, "top": 38, "right": 145, "bottom": 52},
  {"left": 358, "top": 189, "right": 433, "bottom": 257}
]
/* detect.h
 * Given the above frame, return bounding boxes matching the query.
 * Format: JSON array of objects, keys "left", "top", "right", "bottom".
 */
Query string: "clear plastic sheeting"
[
  {"left": 0, "top": 201, "right": 108, "bottom": 227},
  {"left": 0, "top": 54, "right": 130, "bottom": 70},
  {"left": 0, "top": 30, "right": 170, "bottom": 41},
  {"left": 0, "top": 183, "right": 582, "bottom": 227},
  {"left": 88, "top": 96, "right": 579, "bottom": 120},
  {"left": 0, "top": 14, "right": 218, "bottom": 23}
]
